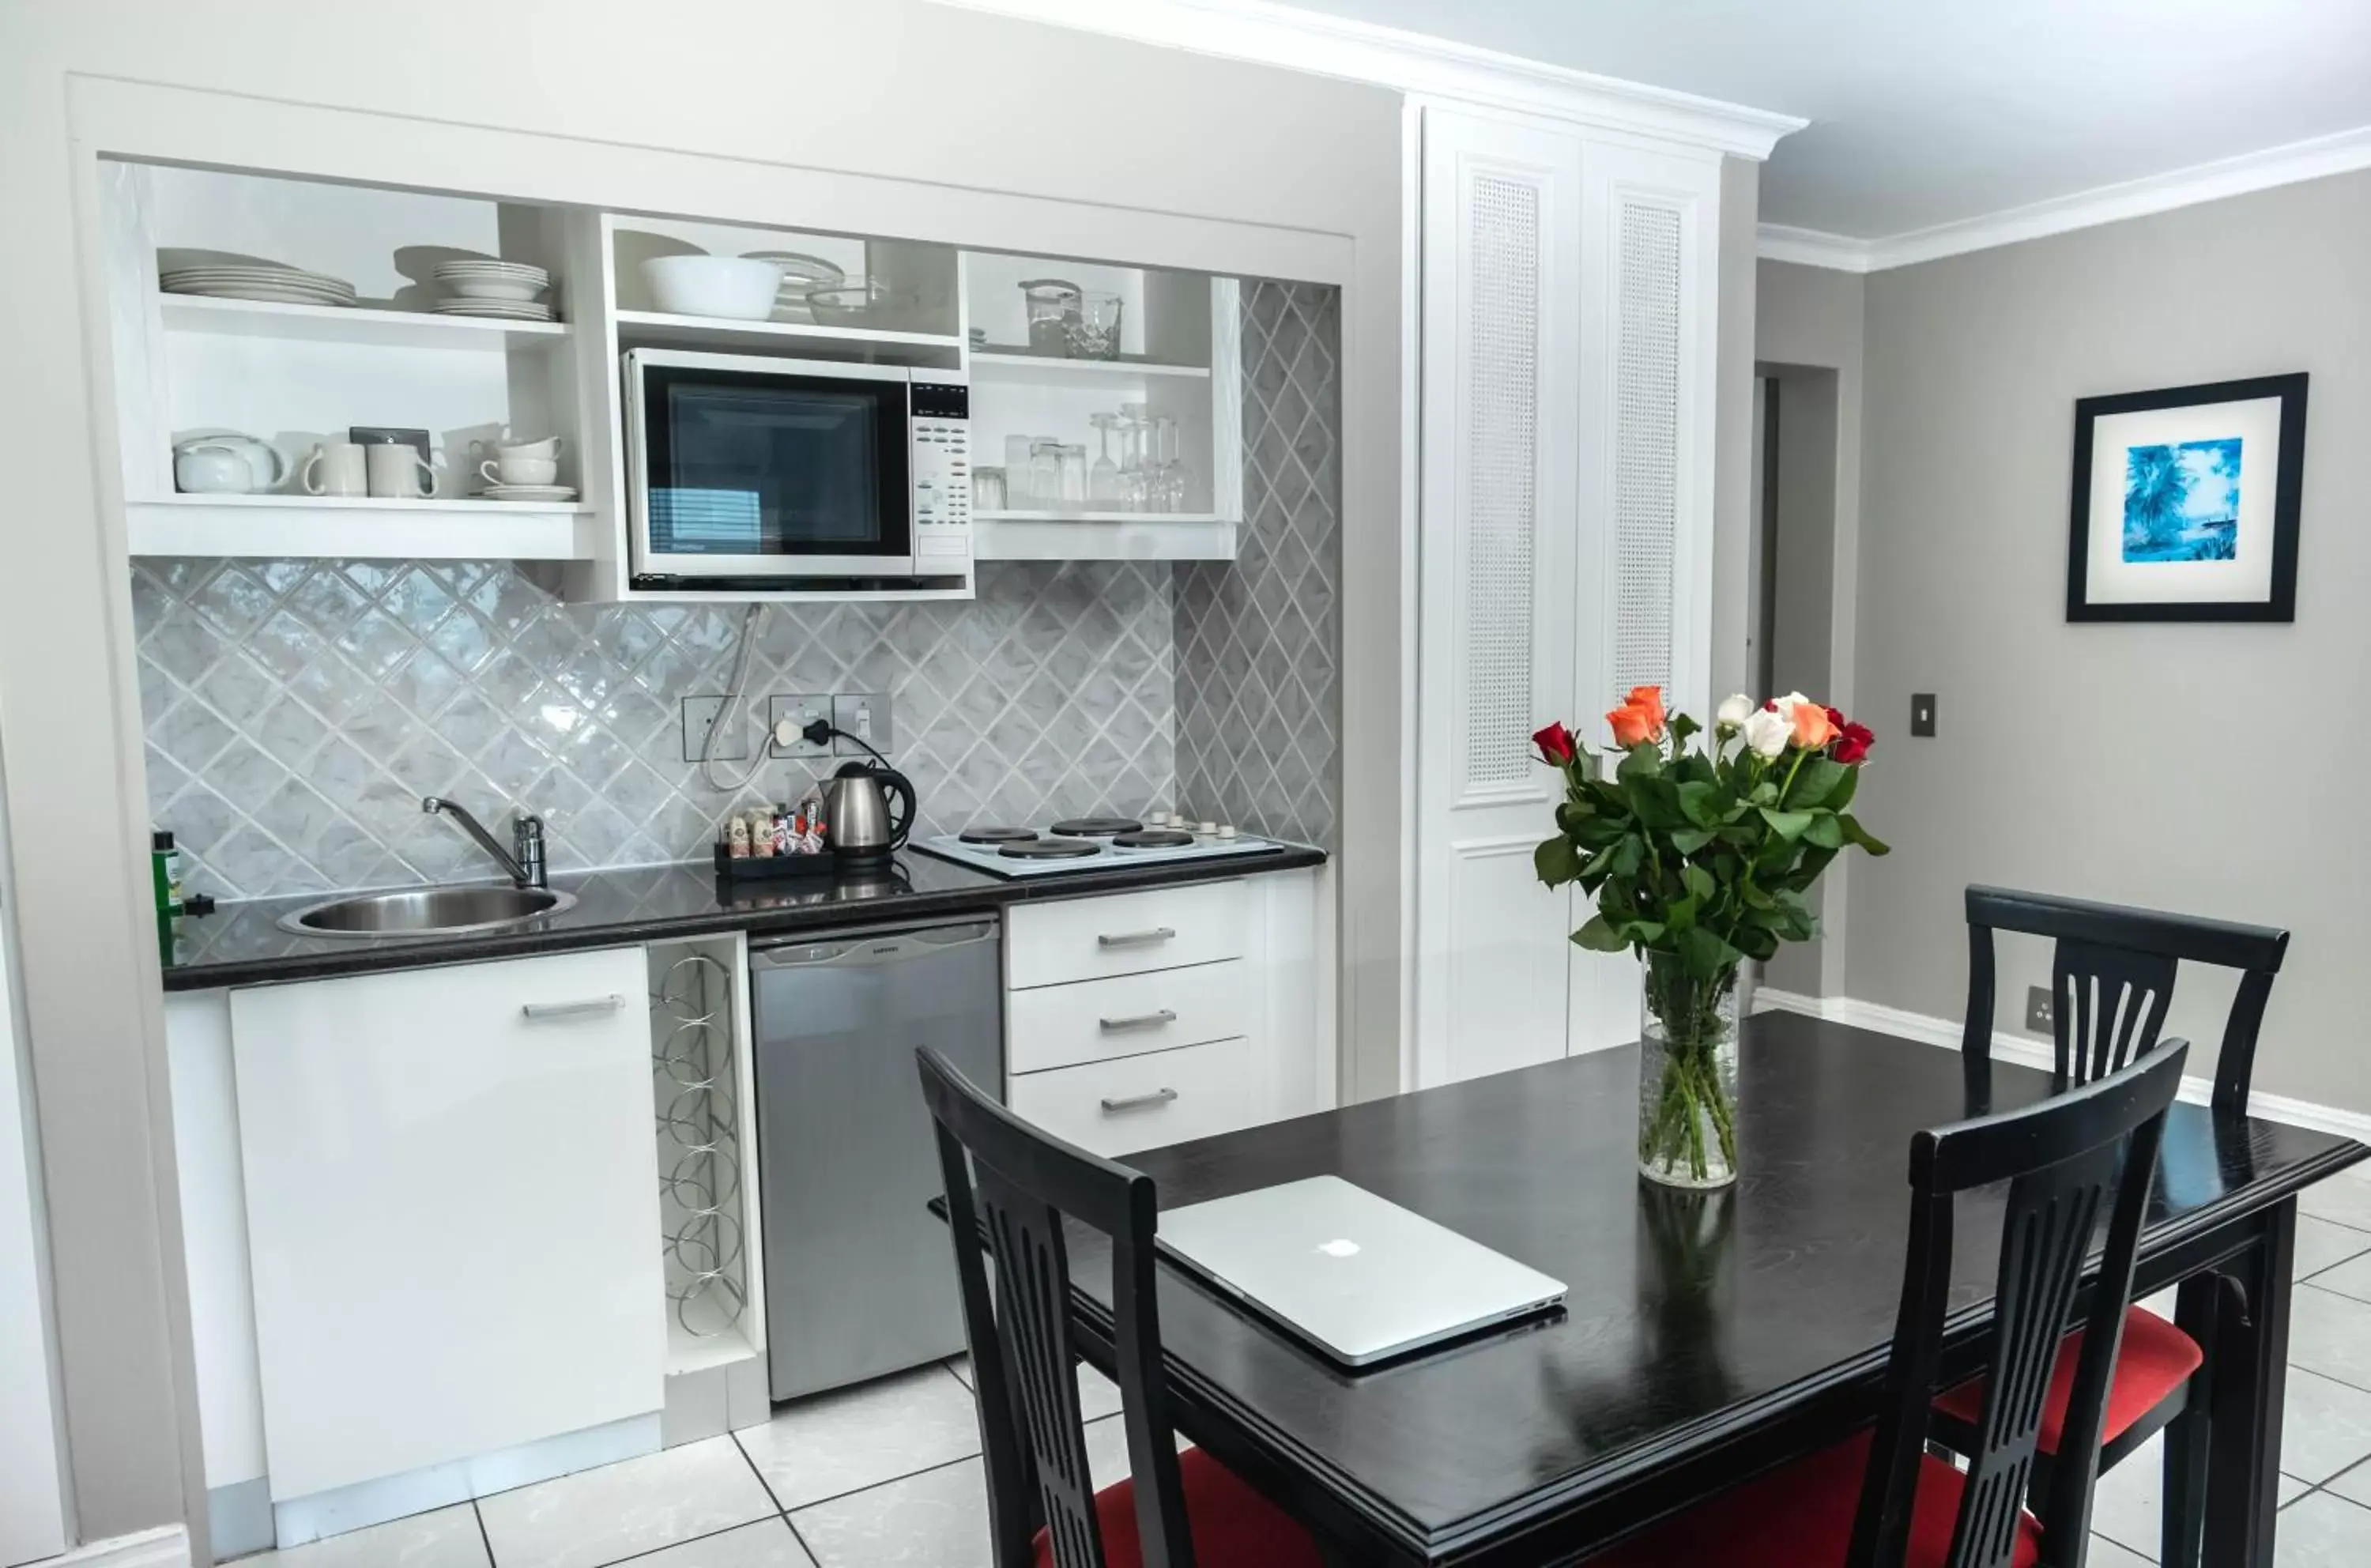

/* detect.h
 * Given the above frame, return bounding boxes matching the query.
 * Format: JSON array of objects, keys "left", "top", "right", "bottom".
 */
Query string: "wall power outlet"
[{"left": 2025, "top": 985, "right": 2055, "bottom": 1033}]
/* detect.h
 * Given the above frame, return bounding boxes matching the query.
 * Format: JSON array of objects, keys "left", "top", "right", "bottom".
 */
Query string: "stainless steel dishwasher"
[{"left": 750, "top": 916, "right": 1002, "bottom": 1401}]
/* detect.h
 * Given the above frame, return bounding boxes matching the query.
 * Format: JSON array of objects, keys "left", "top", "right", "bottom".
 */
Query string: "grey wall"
[
  {"left": 134, "top": 562, "right": 1177, "bottom": 898},
  {"left": 1176, "top": 281, "right": 1343, "bottom": 849},
  {"left": 1849, "top": 168, "right": 2371, "bottom": 1111},
  {"left": 0, "top": 0, "right": 1403, "bottom": 1541}
]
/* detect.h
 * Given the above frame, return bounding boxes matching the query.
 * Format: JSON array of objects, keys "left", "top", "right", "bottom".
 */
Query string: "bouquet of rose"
[{"left": 1532, "top": 687, "right": 1887, "bottom": 1185}]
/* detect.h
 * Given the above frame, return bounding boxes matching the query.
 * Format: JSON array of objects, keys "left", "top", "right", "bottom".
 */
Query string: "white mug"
[
  {"left": 303, "top": 441, "right": 369, "bottom": 497},
  {"left": 365, "top": 443, "right": 438, "bottom": 499},
  {"left": 481, "top": 456, "right": 559, "bottom": 487}
]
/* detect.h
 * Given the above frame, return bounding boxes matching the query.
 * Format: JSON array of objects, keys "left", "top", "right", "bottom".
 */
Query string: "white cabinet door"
[
  {"left": 232, "top": 948, "right": 661, "bottom": 1503},
  {"left": 1412, "top": 107, "right": 1587, "bottom": 1089}
]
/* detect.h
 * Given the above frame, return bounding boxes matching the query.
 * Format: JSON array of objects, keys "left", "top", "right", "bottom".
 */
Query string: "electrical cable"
[{"left": 698, "top": 604, "right": 770, "bottom": 794}]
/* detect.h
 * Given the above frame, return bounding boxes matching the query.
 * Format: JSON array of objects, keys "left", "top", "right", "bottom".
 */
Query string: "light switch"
[
  {"left": 831, "top": 692, "right": 892, "bottom": 757},
  {"left": 1910, "top": 693, "right": 1937, "bottom": 738}
]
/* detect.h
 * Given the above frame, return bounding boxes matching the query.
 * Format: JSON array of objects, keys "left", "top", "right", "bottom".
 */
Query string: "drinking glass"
[
  {"left": 1004, "top": 435, "right": 1037, "bottom": 503},
  {"left": 1058, "top": 444, "right": 1087, "bottom": 505},
  {"left": 1066, "top": 291, "right": 1124, "bottom": 360},
  {"left": 1029, "top": 439, "right": 1064, "bottom": 510}
]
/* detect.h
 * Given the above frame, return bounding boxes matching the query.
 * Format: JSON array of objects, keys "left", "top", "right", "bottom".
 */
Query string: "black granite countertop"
[{"left": 159, "top": 844, "right": 1329, "bottom": 991}]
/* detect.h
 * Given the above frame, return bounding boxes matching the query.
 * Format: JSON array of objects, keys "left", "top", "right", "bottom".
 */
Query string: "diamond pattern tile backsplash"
[
  {"left": 133, "top": 559, "right": 1176, "bottom": 899},
  {"left": 1175, "top": 280, "right": 1342, "bottom": 849}
]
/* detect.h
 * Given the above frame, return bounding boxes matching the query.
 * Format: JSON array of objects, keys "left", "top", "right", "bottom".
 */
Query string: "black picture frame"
[{"left": 2066, "top": 372, "right": 2308, "bottom": 623}]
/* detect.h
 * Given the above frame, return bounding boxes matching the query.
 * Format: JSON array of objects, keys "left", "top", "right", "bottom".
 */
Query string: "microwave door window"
[{"left": 650, "top": 386, "right": 884, "bottom": 557}]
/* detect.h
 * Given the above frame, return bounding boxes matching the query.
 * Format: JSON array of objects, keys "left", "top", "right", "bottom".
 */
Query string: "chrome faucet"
[{"left": 421, "top": 797, "right": 548, "bottom": 890}]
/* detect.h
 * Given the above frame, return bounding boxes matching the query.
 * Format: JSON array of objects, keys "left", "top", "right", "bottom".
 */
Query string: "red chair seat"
[
  {"left": 1032, "top": 1445, "right": 1325, "bottom": 1568},
  {"left": 1933, "top": 1305, "right": 2203, "bottom": 1451},
  {"left": 1586, "top": 1430, "right": 2041, "bottom": 1568}
]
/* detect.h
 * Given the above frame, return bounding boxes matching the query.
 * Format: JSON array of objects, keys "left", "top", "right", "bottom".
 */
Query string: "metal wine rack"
[{"left": 652, "top": 952, "right": 746, "bottom": 1338}]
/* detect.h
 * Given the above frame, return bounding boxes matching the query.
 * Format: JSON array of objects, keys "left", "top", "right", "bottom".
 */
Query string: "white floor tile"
[
  {"left": 240, "top": 1505, "right": 488, "bottom": 1568},
  {"left": 736, "top": 1364, "right": 984, "bottom": 1511},
  {"left": 476, "top": 1437, "right": 775, "bottom": 1568},
  {"left": 789, "top": 1456, "right": 994, "bottom": 1568},
  {"left": 2285, "top": 1366, "right": 2371, "bottom": 1483},
  {"left": 2306, "top": 1250, "right": 2371, "bottom": 1305},
  {"left": 2275, "top": 1490, "right": 2371, "bottom": 1566},
  {"left": 2288, "top": 1286, "right": 2371, "bottom": 1393},
  {"left": 2323, "top": 1455, "right": 2371, "bottom": 1509},
  {"left": 622, "top": 1519, "right": 814, "bottom": 1567},
  {"left": 2086, "top": 1534, "right": 2152, "bottom": 1568},
  {"left": 2090, "top": 1432, "right": 2166, "bottom": 1559},
  {"left": 2284, "top": 1474, "right": 2313, "bottom": 1508},
  {"left": 2297, "top": 1170, "right": 2371, "bottom": 1234},
  {"left": 943, "top": 1354, "right": 1123, "bottom": 1422},
  {"left": 2296, "top": 1216, "right": 2371, "bottom": 1282}
]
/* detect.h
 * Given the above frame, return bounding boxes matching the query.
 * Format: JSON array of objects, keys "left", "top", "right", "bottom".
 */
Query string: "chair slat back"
[{"left": 1849, "top": 1042, "right": 2188, "bottom": 1568}]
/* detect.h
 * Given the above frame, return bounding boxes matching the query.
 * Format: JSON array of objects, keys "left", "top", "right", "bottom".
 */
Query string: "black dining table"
[{"left": 1056, "top": 1012, "right": 2367, "bottom": 1566}]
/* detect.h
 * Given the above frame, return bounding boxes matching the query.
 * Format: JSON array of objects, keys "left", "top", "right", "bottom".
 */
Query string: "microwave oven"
[{"left": 622, "top": 348, "right": 971, "bottom": 592}]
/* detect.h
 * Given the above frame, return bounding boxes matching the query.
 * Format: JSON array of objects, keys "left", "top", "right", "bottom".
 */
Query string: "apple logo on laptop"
[{"left": 1315, "top": 1238, "right": 1361, "bottom": 1259}]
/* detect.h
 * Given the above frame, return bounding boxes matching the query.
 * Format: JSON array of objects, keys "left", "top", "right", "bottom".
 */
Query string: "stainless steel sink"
[{"left": 280, "top": 884, "right": 578, "bottom": 938}]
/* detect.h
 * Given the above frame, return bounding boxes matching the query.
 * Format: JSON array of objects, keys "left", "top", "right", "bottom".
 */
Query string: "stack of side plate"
[
  {"left": 479, "top": 484, "right": 578, "bottom": 503},
  {"left": 160, "top": 264, "right": 356, "bottom": 307},
  {"left": 432, "top": 259, "right": 556, "bottom": 322}
]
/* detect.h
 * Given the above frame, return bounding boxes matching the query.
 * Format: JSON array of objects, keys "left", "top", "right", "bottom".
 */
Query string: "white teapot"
[{"left": 173, "top": 433, "right": 285, "bottom": 495}]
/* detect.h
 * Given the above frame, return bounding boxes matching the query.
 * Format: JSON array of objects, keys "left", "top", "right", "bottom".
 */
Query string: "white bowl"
[
  {"left": 443, "top": 276, "right": 547, "bottom": 303},
  {"left": 642, "top": 255, "right": 785, "bottom": 321}
]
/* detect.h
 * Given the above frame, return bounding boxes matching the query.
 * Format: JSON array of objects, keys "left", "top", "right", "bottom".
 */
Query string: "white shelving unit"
[
  {"left": 157, "top": 293, "right": 571, "bottom": 351},
  {"left": 967, "top": 349, "right": 1212, "bottom": 380},
  {"left": 613, "top": 309, "right": 959, "bottom": 362},
  {"left": 126, "top": 494, "right": 598, "bottom": 560}
]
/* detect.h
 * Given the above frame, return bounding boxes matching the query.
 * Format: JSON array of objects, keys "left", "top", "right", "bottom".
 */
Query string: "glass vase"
[{"left": 1637, "top": 952, "right": 1742, "bottom": 1189}]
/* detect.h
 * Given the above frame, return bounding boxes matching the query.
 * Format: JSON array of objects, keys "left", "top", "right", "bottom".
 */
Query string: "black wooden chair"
[
  {"left": 1935, "top": 886, "right": 2290, "bottom": 1567},
  {"left": 1591, "top": 1040, "right": 2189, "bottom": 1568},
  {"left": 916, "top": 1046, "right": 1325, "bottom": 1568}
]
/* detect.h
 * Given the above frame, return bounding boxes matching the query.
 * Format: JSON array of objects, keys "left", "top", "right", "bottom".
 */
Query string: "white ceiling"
[{"left": 1276, "top": 0, "right": 2371, "bottom": 240}]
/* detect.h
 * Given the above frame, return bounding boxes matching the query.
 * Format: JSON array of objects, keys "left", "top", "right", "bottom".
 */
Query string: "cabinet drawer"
[
  {"left": 1008, "top": 960, "right": 1247, "bottom": 1074},
  {"left": 1007, "top": 880, "right": 1248, "bottom": 989},
  {"left": 1006, "top": 1037, "right": 1255, "bottom": 1158}
]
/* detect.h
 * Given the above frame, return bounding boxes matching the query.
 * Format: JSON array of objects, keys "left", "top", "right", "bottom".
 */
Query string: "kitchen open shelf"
[
  {"left": 156, "top": 292, "right": 571, "bottom": 350},
  {"left": 126, "top": 493, "right": 599, "bottom": 561},
  {"left": 968, "top": 349, "right": 1212, "bottom": 380},
  {"left": 613, "top": 308, "right": 963, "bottom": 361},
  {"left": 975, "top": 514, "right": 1238, "bottom": 561}
]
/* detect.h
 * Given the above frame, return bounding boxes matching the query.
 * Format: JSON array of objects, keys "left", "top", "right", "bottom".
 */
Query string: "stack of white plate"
[
  {"left": 479, "top": 483, "right": 579, "bottom": 503},
  {"left": 432, "top": 259, "right": 555, "bottom": 322},
  {"left": 160, "top": 263, "right": 356, "bottom": 307},
  {"left": 744, "top": 251, "right": 845, "bottom": 322}
]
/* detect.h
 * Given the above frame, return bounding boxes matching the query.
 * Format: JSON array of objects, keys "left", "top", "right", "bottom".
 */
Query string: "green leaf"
[
  {"left": 1785, "top": 758, "right": 1848, "bottom": 811},
  {"left": 1803, "top": 812, "right": 1845, "bottom": 850},
  {"left": 1680, "top": 925, "right": 1742, "bottom": 977},
  {"left": 1826, "top": 765, "right": 1860, "bottom": 812},
  {"left": 1664, "top": 894, "right": 1700, "bottom": 934},
  {"left": 1572, "top": 914, "right": 1630, "bottom": 952},
  {"left": 1619, "top": 920, "right": 1668, "bottom": 947},
  {"left": 1676, "top": 779, "right": 1725, "bottom": 829},
  {"left": 1616, "top": 744, "right": 1663, "bottom": 782},
  {"left": 1751, "top": 780, "right": 1779, "bottom": 805},
  {"left": 1733, "top": 923, "right": 1781, "bottom": 961},
  {"left": 1681, "top": 863, "right": 1716, "bottom": 901},
  {"left": 1608, "top": 835, "right": 1645, "bottom": 877},
  {"left": 1840, "top": 814, "right": 1892, "bottom": 856},
  {"left": 1670, "top": 826, "right": 1717, "bottom": 855},
  {"left": 1627, "top": 778, "right": 1687, "bottom": 831},
  {"left": 1668, "top": 713, "right": 1702, "bottom": 748},
  {"left": 1759, "top": 806, "right": 1815, "bottom": 842},
  {"left": 1535, "top": 835, "right": 1583, "bottom": 886}
]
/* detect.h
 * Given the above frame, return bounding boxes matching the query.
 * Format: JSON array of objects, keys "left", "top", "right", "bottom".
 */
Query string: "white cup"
[
  {"left": 302, "top": 441, "right": 369, "bottom": 497},
  {"left": 481, "top": 456, "right": 559, "bottom": 487},
  {"left": 497, "top": 435, "right": 563, "bottom": 461},
  {"left": 365, "top": 443, "right": 438, "bottom": 499}
]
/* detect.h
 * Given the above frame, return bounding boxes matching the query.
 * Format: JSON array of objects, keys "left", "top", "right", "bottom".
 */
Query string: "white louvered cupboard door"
[
  {"left": 1412, "top": 107, "right": 1585, "bottom": 1088},
  {"left": 1566, "top": 140, "right": 1723, "bottom": 1057}
]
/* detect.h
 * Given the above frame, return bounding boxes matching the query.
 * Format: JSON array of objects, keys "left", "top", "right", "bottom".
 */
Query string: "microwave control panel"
[{"left": 910, "top": 379, "right": 972, "bottom": 575}]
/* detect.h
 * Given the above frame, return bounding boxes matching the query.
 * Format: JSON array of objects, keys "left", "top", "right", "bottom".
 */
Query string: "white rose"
[
  {"left": 1715, "top": 693, "right": 1754, "bottom": 729},
  {"left": 1742, "top": 708, "right": 1791, "bottom": 759},
  {"left": 1769, "top": 691, "right": 1813, "bottom": 726}
]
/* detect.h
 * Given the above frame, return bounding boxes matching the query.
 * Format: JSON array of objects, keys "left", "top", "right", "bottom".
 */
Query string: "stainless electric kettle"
[{"left": 823, "top": 761, "right": 916, "bottom": 861}]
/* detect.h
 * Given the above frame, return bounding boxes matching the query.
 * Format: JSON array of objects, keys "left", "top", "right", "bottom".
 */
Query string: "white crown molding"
[
  {"left": 1755, "top": 223, "right": 1873, "bottom": 273},
  {"left": 929, "top": 0, "right": 1804, "bottom": 160},
  {"left": 1762, "top": 122, "right": 2371, "bottom": 275},
  {"left": 38, "top": 1526, "right": 190, "bottom": 1568},
  {"left": 1755, "top": 987, "right": 2371, "bottom": 1145}
]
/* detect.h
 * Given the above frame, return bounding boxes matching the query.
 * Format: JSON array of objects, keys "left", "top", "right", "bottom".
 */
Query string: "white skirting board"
[
  {"left": 1753, "top": 988, "right": 2371, "bottom": 1144},
  {"left": 33, "top": 1526, "right": 190, "bottom": 1568}
]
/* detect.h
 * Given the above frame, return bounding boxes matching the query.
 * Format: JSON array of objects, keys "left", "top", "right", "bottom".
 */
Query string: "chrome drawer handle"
[
  {"left": 520, "top": 994, "right": 625, "bottom": 1021},
  {"left": 1099, "top": 1087, "right": 1179, "bottom": 1114},
  {"left": 1097, "top": 927, "right": 1176, "bottom": 948},
  {"left": 1099, "top": 1009, "right": 1178, "bottom": 1033}
]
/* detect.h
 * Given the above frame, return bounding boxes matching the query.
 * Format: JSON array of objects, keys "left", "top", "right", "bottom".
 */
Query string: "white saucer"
[
  {"left": 479, "top": 484, "right": 578, "bottom": 502},
  {"left": 434, "top": 300, "right": 556, "bottom": 320}
]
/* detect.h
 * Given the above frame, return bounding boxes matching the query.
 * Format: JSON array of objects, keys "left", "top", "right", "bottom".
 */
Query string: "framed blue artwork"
[{"left": 2067, "top": 372, "right": 2308, "bottom": 622}]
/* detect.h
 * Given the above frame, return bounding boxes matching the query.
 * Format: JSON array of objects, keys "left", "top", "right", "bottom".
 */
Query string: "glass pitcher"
[{"left": 1019, "top": 279, "right": 1081, "bottom": 356}]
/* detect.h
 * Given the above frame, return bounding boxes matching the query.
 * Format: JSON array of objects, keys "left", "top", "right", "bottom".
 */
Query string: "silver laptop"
[{"left": 1155, "top": 1175, "right": 1566, "bottom": 1367}]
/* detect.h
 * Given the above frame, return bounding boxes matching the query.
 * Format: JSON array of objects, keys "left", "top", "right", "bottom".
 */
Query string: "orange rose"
[
  {"left": 1608, "top": 701, "right": 1658, "bottom": 748},
  {"left": 1789, "top": 701, "right": 1836, "bottom": 749},
  {"left": 1625, "top": 685, "right": 1666, "bottom": 738}
]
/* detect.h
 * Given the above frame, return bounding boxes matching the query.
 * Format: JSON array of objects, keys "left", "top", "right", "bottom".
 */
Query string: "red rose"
[
  {"left": 1833, "top": 718, "right": 1875, "bottom": 765},
  {"left": 1532, "top": 721, "right": 1577, "bottom": 766}
]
